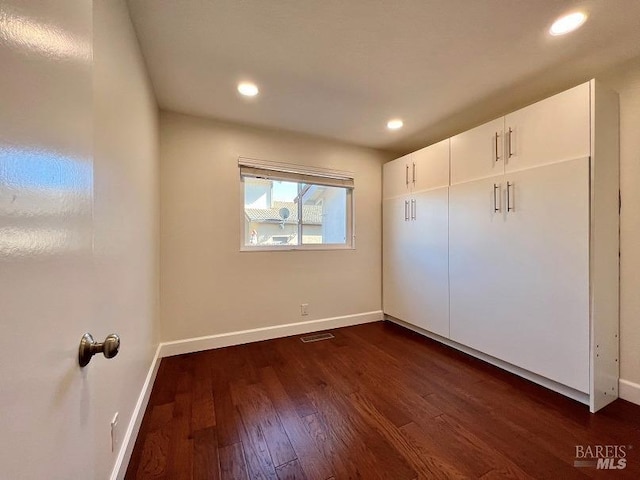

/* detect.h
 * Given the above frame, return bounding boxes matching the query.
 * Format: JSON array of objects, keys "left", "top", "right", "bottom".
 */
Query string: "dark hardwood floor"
[{"left": 126, "top": 321, "right": 640, "bottom": 479}]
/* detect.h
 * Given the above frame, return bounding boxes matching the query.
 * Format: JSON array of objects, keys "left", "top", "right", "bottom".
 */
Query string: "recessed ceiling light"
[
  {"left": 550, "top": 12, "right": 587, "bottom": 36},
  {"left": 387, "top": 119, "right": 404, "bottom": 130},
  {"left": 238, "top": 82, "right": 259, "bottom": 97}
]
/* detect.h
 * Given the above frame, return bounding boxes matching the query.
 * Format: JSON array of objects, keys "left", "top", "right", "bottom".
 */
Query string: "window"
[{"left": 240, "top": 157, "right": 354, "bottom": 250}]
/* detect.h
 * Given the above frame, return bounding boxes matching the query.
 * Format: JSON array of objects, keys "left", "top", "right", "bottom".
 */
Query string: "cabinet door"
[
  {"left": 499, "top": 158, "right": 590, "bottom": 392},
  {"left": 413, "top": 139, "right": 450, "bottom": 192},
  {"left": 449, "top": 175, "right": 507, "bottom": 351},
  {"left": 383, "top": 196, "right": 412, "bottom": 321},
  {"left": 383, "top": 153, "right": 412, "bottom": 199},
  {"left": 450, "top": 117, "right": 504, "bottom": 184},
  {"left": 404, "top": 188, "right": 450, "bottom": 337},
  {"left": 505, "top": 82, "right": 590, "bottom": 173}
]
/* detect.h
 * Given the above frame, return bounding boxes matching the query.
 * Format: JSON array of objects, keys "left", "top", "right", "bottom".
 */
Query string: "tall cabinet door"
[
  {"left": 499, "top": 158, "right": 590, "bottom": 392},
  {"left": 449, "top": 175, "right": 507, "bottom": 350},
  {"left": 383, "top": 196, "right": 412, "bottom": 321},
  {"left": 405, "top": 188, "right": 450, "bottom": 338}
]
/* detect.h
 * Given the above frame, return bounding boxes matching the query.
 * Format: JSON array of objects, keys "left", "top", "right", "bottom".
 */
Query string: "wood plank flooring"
[{"left": 126, "top": 321, "right": 640, "bottom": 479}]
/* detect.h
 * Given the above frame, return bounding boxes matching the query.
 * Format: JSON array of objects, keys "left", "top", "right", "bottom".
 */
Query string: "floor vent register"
[{"left": 300, "top": 332, "right": 335, "bottom": 343}]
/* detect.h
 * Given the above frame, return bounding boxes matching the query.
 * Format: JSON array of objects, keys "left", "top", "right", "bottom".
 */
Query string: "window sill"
[{"left": 240, "top": 244, "right": 355, "bottom": 252}]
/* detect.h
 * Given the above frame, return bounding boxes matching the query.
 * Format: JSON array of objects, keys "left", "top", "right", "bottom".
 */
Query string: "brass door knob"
[{"left": 79, "top": 333, "right": 120, "bottom": 367}]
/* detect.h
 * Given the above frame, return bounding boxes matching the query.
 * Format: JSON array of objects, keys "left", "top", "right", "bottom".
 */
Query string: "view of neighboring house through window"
[{"left": 239, "top": 158, "right": 353, "bottom": 250}]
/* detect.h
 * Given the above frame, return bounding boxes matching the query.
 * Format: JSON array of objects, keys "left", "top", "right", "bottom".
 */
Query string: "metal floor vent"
[{"left": 300, "top": 332, "right": 335, "bottom": 343}]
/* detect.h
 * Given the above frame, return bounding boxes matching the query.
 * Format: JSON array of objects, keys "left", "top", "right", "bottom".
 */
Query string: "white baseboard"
[
  {"left": 619, "top": 378, "right": 640, "bottom": 406},
  {"left": 111, "top": 344, "right": 162, "bottom": 480},
  {"left": 159, "top": 310, "right": 384, "bottom": 358},
  {"left": 386, "top": 316, "right": 590, "bottom": 406}
]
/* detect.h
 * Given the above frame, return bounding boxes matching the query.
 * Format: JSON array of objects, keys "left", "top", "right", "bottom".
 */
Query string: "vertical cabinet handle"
[
  {"left": 411, "top": 199, "right": 416, "bottom": 220},
  {"left": 412, "top": 162, "right": 416, "bottom": 185},
  {"left": 404, "top": 200, "right": 409, "bottom": 221},
  {"left": 493, "top": 183, "right": 500, "bottom": 212},
  {"left": 494, "top": 132, "right": 500, "bottom": 162},
  {"left": 507, "top": 127, "right": 514, "bottom": 159},
  {"left": 405, "top": 164, "right": 409, "bottom": 186},
  {"left": 506, "top": 181, "right": 514, "bottom": 212}
]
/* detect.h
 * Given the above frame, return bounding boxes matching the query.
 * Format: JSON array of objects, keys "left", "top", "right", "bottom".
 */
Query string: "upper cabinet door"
[
  {"left": 383, "top": 153, "right": 413, "bottom": 199},
  {"left": 413, "top": 139, "right": 450, "bottom": 192},
  {"left": 451, "top": 118, "right": 505, "bottom": 185},
  {"left": 505, "top": 82, "right": 590, "bottom": 173}
]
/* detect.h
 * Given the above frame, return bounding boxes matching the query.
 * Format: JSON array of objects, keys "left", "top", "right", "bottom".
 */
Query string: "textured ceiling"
[{"left": 127, "top": 0, "right": 640, "bottom": 153}]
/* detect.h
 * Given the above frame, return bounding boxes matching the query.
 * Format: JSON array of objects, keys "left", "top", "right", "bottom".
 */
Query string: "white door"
[
  {"left": 505, "top": 82, "right": 590, "bottom": 173},
  {"left": 383, "top": 196, "right": 412, "bottom": 321},
  {"left": 450, "top": 117, "right": 504, "bottom": 184},
  {"left": 0, "top": 0, "right": 98, "bottom": 478},
  {"left": 404, "top": 188, "right": 450, "bottom": 338},
  {"left": 449, "top": 174, "right": 507, "bottom": 351},
  {"left": 412, "top": 139, "right": 450, "bottom": 192},
  {"left": 499, "top": 158, "right": 590, "bottom": 392},
  {"left": 383, "top": 153, "right": 413, "bottom": 199}
]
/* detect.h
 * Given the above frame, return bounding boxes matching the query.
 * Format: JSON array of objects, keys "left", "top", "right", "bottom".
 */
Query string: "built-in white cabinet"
[
  {"left": 450, "top": 158, "right": 591, "bottom": 393},
  {"left": 450, "top": 83, "right": 591, "bottom": 182},
  {"left": 383, "top": 140, "right": 449, "bottom": 198},
  {"left": 383, "top": 139, "right": 450, "bottom": 338},
  {"left": 383, "top": 80, "right": 619, "bottom": 412}
]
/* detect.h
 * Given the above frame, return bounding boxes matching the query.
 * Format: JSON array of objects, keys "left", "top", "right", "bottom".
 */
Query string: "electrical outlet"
[
  {"left": 111, "top": 412, "right": 119, "bottom": 453},
  {"left": 301, "top": 303, "right": 309, "bottom": 316}
]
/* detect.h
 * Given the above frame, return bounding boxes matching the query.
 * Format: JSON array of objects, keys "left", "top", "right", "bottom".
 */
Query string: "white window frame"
[{"left": 239, "top": 157, "right": 355, "bottom": 252}]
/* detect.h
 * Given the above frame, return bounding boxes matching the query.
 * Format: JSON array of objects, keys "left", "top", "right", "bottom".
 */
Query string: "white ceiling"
[{"left": 126, "top": 0, "right": 640, "bottom": 153}]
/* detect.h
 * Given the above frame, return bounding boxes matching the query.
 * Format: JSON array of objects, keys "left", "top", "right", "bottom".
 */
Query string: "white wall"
[
  {"left": 160, "top": 112, "right": 389, "bottom": 342},
  {"left": 0, "top": 0, "right": 159, "bottom": 478},
  {"left": 600, "top": 57, "right": 640, "bottom": 397},
  {"left": 93, "top": 0, "right": 159, "bottom": 477}
]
